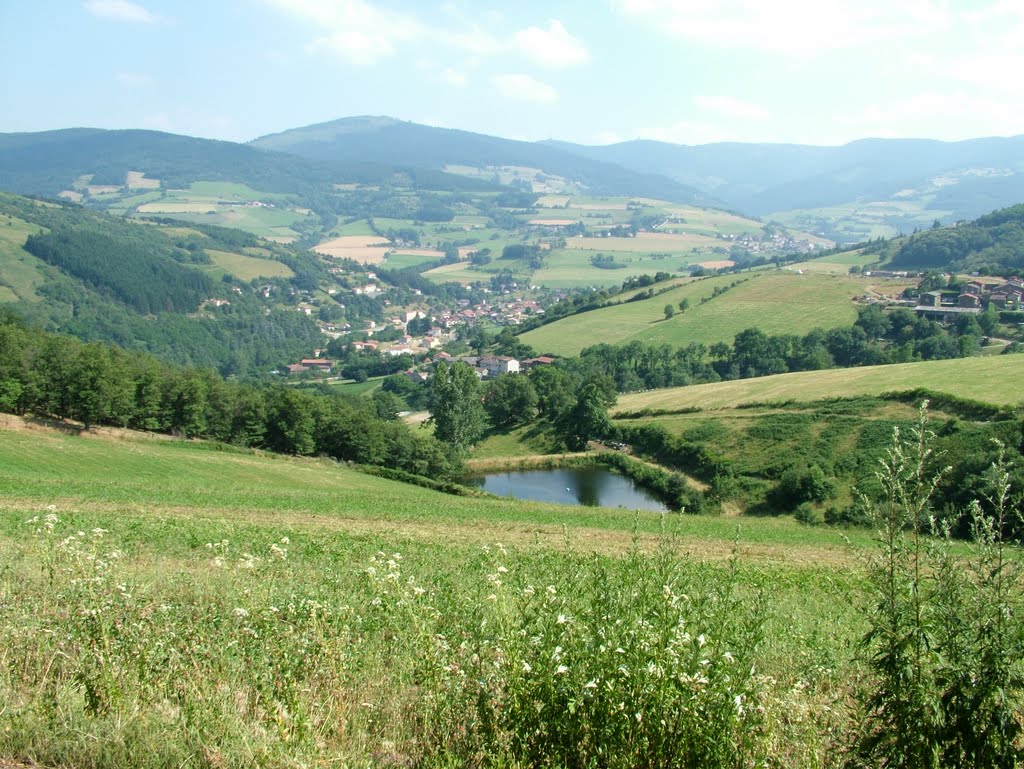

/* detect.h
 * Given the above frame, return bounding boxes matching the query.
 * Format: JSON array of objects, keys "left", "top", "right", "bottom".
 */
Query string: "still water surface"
[{"left": 464, "top": 466, "right": 668, "bottom": 512}]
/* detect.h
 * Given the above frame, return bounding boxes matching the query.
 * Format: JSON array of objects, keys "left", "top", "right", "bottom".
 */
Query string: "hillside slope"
[
  {"left": 251, "top": 116, "right": 711, "bottom": 204},
  {"left": 549, "top": 134, "right": 1024, "bottom": 240}
]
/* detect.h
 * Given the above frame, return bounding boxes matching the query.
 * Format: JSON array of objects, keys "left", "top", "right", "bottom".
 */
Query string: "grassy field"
[
  {"left": 201, "top": 249, "right": 294, "bottom": 280},
  {"left": 1, "top": 415, "right": 1017, "bottom": 767},
  {"left": 0, "top": 213, "right": 48, "bottom": 303},
  {"left": 614, "top": 354, "right": 1024, "bottom": 413},
  {"left": 521, "top": 271, "right": 899, "bottom": 356}
]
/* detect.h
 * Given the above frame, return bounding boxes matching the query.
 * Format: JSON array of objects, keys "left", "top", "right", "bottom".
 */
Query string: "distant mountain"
[
  {"left": 250, "top": 117, "right": 711, "bottom": 205},
  {"left": 547, "top": 135, "right": 1024, "bottom": 239},
  {"left": 0, "top": 128, "right": 499, "bottom": 204}
]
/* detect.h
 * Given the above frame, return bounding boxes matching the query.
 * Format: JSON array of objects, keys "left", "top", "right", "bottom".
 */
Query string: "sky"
[{"left": 2, "top": 0, "right": 1023, "bottom": 147}]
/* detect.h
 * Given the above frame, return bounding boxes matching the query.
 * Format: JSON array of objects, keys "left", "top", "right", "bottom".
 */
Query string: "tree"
[
  {"left": 663, "top": 304, "right": 675, "bottom": 320},
  {"left": 560, "top": 383, "right": 614, "bottom": 451},
  {"left": 678, "top": 298, "right": 690, "bottom": 313},
  {"left": 484, "top": 374, "right": 538, "bottom": 428},
  {"left": 428, "top": 362, "right": 487, "bottom": 452}
]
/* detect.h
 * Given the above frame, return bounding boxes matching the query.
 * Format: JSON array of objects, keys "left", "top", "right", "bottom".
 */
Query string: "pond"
[{"left": 464, "top": 465, "right": 669, "bottom": 512}]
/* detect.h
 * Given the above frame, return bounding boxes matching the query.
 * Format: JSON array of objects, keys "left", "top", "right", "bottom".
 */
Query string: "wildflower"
[
  {"left": 522, "top": 662, "right": 532, "bottom": 673},
  {"left": 723, "top": 651, "right": 735, "bottom": 663},
  {"left": 555, "top": 665, "right": 569, "bottom": 675},
  {"left": 496, "top": 565, "right": 508, "bottom": 574},
  {"left": 280, "top": 536, "right": 290, "bottom": 545},
  {"left": 546, "top": 585, "right": 557, "bottom": 595},
  {"left": 734, "top": 694, "right": 744, "bottom": 715},
  {"left": 556, "top": 613, "right": 569, "bottom": 625},
  {"left": 486, "top": 593, "right": 497, "bottom": 601},
  {"left": 234, "top": 607, "right": 249, "bottom": 618},
  {"left": 697, "top": 634, "right": 706, "bottom": 647},
  {"left": 412, "top": 586, "right": 426, "bottom": 596},
  {"left": 584, "top": 679, "right": 598, "bottom": 689},
  {"left": 270, "top": 543, "right": 287, "bottom": 560},
  {"left": 522, "top": 584, "right": 535, "bottom": 596}
]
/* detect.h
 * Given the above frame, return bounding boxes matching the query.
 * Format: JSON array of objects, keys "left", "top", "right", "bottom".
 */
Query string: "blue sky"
[{"left": 3, "top": 0, "right": 1023, "bottom": 146}]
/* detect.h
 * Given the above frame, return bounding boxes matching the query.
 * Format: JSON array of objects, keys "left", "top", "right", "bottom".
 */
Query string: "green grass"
[
  {"left": 0, "top": 214, "right": 48, "bottom": 302},
  {"left": 201, "top": 249, "right": 294, "bottom": 280},
  {"left": 382, "top": 252, "right": 444, "bottom": 270},
  {"left": 614, "top": 354, "right": 1024, "bottom": 413},
  {"left": 522, "top": 271, "right": 882, "bottom": 355},
  {"left": 1, "top": 418, "right": 1006, "bottom": 767}
]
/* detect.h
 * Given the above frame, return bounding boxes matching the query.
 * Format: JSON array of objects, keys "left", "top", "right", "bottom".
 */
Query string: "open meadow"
[
  {"left": 614, "top": 353, "right": 1024, "bottom": 414},
  {"left": 0, "top": 417, "right": 872, "bottom": 767},
  {"left": 2, "top": 398, "right": 1020, "bottom": 767},
  {"left": 521, "top": 271, "right": 906, "bottom": 356}
]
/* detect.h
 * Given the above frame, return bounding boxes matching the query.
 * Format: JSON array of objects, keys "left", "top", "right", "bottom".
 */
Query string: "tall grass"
[{"left": 1, "top": 514, "right": 854, "bottom": 768}]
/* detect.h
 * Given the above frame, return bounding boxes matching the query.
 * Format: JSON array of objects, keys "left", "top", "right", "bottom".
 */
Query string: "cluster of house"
[
  {"left": 914, "top": 277, "right": 1024, "bottom": 321},
  {"left": 401, "top": 353, "right": 556, "bottom": 384}
]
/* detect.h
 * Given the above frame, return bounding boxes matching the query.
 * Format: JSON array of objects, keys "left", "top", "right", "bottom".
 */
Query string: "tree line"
[
  {"left": 0, "top": 310, "right": 458, "bottom": 480},
  {"left": 576, "top": 304, "right": 998, "bottom": 393}
]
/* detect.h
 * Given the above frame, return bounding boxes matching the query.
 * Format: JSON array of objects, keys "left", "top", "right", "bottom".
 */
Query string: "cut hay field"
[
  {"left": 614, "top": 353, "right": 1024, "bottom": 414},
  {"left": 522, "top": 271, "right": 896, "bottom": 356},
  {"left": 312, "top": 235, "right": 392, "bottom": 263},
  {"left": 202, "top": 249, "right": 294, "bottom": 280}
]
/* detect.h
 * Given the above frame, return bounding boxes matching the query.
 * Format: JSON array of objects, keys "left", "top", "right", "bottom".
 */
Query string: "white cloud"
[
  {"left": 268, "top": 0, "right": 422, "bottom": 66},
  {"left": 695, "top": 95, "right": 769, "bottom": 120},
  {"left": 116, "top": 72, "right": 154, "bottom": 87},
  {"left": 613, "top": 0, "right": 951, "bottom": 55},
  {"left": 492, "top": 74, "right": 558, "bottom": 104},
  {"left": 267, "top": 1, "right": 586, "bottom": 73},
  {"left": 838, "top": 90, "right": 1024, "bottom": 141},
  {"left": 83, "top": 0, "right": 156, "bottom": 23},
  {"left": 440, "top": 67, "right": 469, "bottom": 87},
  {"left": 514, "top": 20, "right": 589, "bottom": 69}
]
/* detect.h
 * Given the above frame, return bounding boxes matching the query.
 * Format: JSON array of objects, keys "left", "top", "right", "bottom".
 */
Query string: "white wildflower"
[
  {"left": 522, "top": 662, "right": 532, "bottom": 673},
  {"left": 697, "top": 634, "right": 706, "bottom": 647},
  {"left": 555, "top": 664, "right": 569, "bottom": 675},
  {"left": 234, "top": 607, "right": 249, "bottom": 618}
]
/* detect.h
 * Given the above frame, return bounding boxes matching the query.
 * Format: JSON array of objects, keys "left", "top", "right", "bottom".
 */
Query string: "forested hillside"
[
  {"left": 882, "top": 203, "right": 1024, "bottom": 273},
  {"left": 0, "top": 194, "right": 324, "bottom": 376},
  {"left": 0, "top": 128, "right": 497, "bottom": 207}
]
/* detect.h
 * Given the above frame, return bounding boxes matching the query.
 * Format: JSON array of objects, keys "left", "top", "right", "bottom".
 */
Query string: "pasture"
[
  {"left": 521, "top": 271, "right": 891, "bottom": 356},
  {"left": 201, "top": 249, "right": 294, "bottom": 280},
  {"left": 0, "top": 213, "right": 47, "bottom": 303},
  {"left": 613, "top": 353, "right": 1024, "bottom": 413}
]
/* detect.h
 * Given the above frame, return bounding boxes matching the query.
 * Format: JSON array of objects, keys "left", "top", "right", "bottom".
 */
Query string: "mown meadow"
[{"left": 2, "top": 414, "right": 1021, "bottom": 768}]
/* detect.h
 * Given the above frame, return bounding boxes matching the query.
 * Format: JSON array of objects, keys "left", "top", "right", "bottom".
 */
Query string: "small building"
[
  {"left": 480, "top": 355, "right": 520, "bottom": 378},
  {"left": 285, "top": 363, "right": 309, "bottom": 375},
  {"left": 919, "top": 291, "right": 943, "bottom": 307},
  {"left": 958, "top": 293, "right": 981, "bottom": 308},
  {"left": 300, "top": 359, "right": 334, "bottom": 373}
]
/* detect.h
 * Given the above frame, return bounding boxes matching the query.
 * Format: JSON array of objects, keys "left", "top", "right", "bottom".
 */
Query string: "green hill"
[
  {"left": 614, "top": 354, "right": 1024, "bottom": 413},
  {"left": 0, "top": 193, "right": 323, "bottom": 375},
  {"left": 520, "top": 271, "right": 905, "bottom": 356},
  {"left": 251, "top": 116, "right": 712, "bottom": 204}
]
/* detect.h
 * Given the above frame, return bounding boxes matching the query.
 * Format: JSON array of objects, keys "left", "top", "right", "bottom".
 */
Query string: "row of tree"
[
  {"left": 0, "top": 311, "right": 457, "bottom": 480},
  {"left": 577, "top": 305, "right": 999, "bottom": 393}
]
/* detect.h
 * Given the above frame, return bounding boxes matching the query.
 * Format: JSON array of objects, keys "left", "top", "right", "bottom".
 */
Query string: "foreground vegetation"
[{"left": 1, "top": 413, "right": 1021, "bottom": 768}]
